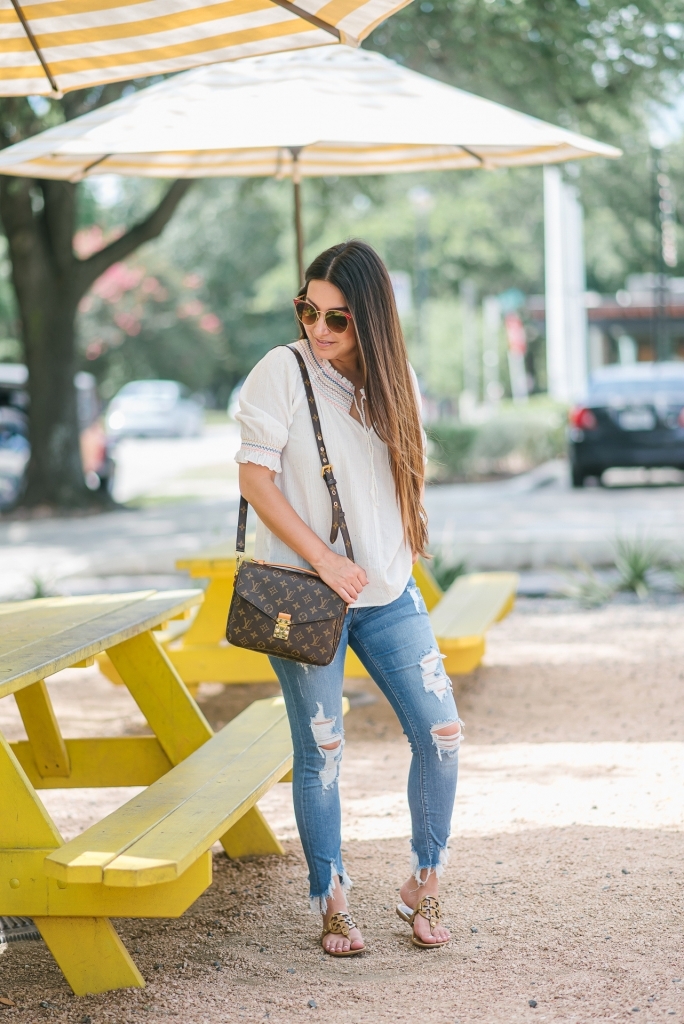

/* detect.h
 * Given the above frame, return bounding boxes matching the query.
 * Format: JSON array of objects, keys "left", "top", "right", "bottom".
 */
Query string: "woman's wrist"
[{"left": 309, "top": 544, "right": 341, "bottom": 573}]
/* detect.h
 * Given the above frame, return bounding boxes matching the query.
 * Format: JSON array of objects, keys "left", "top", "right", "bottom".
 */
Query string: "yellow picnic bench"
[
  {"left": 429, "top": 571, "right": 518, "bottom": 673},
  {"left": 0, "top": 590, "right": 296, "bottom": 997},
  {"left": 113, "top": 548, "right": 516, "bottom": 685}
]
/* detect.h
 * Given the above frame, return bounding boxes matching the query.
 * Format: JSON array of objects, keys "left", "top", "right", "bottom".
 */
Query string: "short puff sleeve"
[{"left": 234, "top": 346, "right": 300, "bottom": 474}]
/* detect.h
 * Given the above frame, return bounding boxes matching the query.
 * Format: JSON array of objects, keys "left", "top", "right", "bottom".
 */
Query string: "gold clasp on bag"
[{"left": 273, "top": 613, "right": 292, "bottom": 640}]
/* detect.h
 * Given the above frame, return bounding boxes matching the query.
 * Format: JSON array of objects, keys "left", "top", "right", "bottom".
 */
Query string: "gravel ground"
[{"left": 1, "top": 598, "right": 683, "bottom": 1023}]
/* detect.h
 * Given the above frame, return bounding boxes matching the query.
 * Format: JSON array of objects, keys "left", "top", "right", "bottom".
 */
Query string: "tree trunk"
[
  {"left": 0, "top": 176, "right": 89, "bottom": 507},
  {"left": 0, "top": 172, "right": 192, "bottom": 510}
]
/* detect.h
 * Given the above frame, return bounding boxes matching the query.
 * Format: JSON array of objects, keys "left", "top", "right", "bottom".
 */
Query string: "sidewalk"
[
  {"left": 428, "top": 460, "right": 684, "bottom": 569},
  {"left": 3, "top": 453, "right": 684, "bottom": 600}
]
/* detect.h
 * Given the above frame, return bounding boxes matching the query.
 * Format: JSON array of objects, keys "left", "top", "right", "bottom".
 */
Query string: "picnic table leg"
[
  {"left": 33, "top": 917, "right": 143, "bottom": 996},
  {"left": 109, "top": 631, "right": 286, "bottom": 857},
  {"left": 14, "top": 680, "right": 70, "bottom": 778},
  {"left": 180, "top": 576, "right": 234, "bottom": 645},
  {"left": 107, "top": 630, "right": 213, "bottom": 765},
  {"left": 0, "top": 733, "right": 144, "bottom": 995},
  {"left": 220, "top": 806, "right": 285, "bottom": 858}
]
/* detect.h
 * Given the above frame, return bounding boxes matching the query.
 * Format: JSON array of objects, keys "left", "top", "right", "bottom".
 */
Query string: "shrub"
[
  {"left": 561, "top": 562, "right": 615, "bottom": 608},
  {"left": 430, "top": 553, "right": 468, "bottom": 591},
  {"left": 425, "top": 401, "right": 566, "bottom": 482},
  {"left": 614, "top": 536, "right": 662, "bottom": 599},
  {"left": 425, "top": 423, "right": 477, "bottom": 482}
]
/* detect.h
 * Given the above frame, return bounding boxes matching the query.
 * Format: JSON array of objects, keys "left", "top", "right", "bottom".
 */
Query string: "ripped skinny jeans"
[{"left": 268, "top": 578, "right": 462, "bottom": 913}]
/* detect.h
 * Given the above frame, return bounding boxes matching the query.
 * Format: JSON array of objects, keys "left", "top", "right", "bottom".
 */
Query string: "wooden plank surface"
[
  {"left": 104, "top": 719, "right": 292, "bottom": 885},
  {"left": 14, "top": 680, "right": 70, "bottom": 778},
  {"left": 176, "top": 545, "right": 237, "bottom": 577},
  {"left": 430, "top": 572, "right": 518, "bottom": 639},
  {"left": 412, "top": 560, "right": 443, "bottom": 611},
  {"left": 34, "top": 916, "right": 144, "bottom": 996},
  {"left": 10, "top": 737, "right": 172, "bottom": 790},
  {"left": 0, "top": 590, "right": 203, "bottom": 696},
  {"left": 107, "top": 631, "right": 213, "bottom": 766},
  {"left": 0, "top": 730, "right": 62, "bottom": 849},
  {"left": 1, "top": 849, "right": 211, "bottom": 918},
  {"left": 44, "top": 697, "right": 291, "bottom": 885}
]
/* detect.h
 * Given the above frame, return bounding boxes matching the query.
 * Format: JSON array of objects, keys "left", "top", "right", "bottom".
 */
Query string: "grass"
[
  {"left": 669, "top": 560, "right": 684, "bottom": 592},
  {"left": 430, "top": 553, "right": 468, "bottom": 591},
  {"left": 28, "top": 574, "right": 55, "bottom": 599},
  {"left": 560, "top": 562, "right": 615, "bottom": 608},
  {"left": 613, "top": 536, "right": 662, "bottom": 599}
]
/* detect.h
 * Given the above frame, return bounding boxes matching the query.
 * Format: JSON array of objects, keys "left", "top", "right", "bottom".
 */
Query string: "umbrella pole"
[{"left": 290, "top": 147, "right": 304, "bottom": 287}]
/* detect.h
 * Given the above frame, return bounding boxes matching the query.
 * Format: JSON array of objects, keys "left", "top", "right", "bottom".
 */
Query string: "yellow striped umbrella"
[
  {"left": 0, "top": 0, "right": 411, "bottom": 96},
  {"left": 0, "top": 46, "right": 621, "bottom": 279}
]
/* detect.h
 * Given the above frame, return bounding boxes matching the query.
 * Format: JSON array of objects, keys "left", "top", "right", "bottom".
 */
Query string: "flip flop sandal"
[
  {"left": 396, "top": 895, "right": 449, "bottom": 949},
  {"left": 321, "top": 911, "right": 365, "bottom": 957}
]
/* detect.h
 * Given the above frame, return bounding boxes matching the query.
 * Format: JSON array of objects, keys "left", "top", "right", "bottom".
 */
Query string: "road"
[{"left": 2, "top": 426, "right": 684, "bottom": 600}]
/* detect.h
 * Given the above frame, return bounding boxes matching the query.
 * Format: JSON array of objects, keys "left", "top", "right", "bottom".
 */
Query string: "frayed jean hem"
[
  {"left": 409, "top": 843, "right": 449, "bottom": 885},
  {"left": 309, "top": 862, "right": 352, "bottom": 915}
]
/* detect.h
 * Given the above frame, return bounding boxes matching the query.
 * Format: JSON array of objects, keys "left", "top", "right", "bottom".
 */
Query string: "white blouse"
[{"left": 235, "top": 339, "right": 419, "bottom": 607}]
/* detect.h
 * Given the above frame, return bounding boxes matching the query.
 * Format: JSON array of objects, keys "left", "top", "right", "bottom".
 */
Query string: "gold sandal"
[
  {"left": 321, "top": 911, "right": 365, "bottom": 957},
  {"left": 396, "top": 895, "right": 449, "bottom": 949}
]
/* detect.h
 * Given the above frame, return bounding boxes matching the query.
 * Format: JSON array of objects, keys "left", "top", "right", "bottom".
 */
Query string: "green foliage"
[
  {"left": 425, "top": 422, "right": 478, "bottom": 480},
  {"left": 3, "top": 1, "right": 684, "bottom": 409},
  {"left": 430, "top": 553, "right": 468, "bottom": 591},
  {"left": 369, "top": 0, "right": 684, "bottom": 294},
  {"left": 470, "top": 402, "right": 566, "bottom": 472},
  {"left": 561, "top": 561, "right": 615, "bottom": 608},
  {"left": 29, "top": 573, "right": 54, "bottom": 598},
  {"left": 73, "top": 177, "right": 294, "bottom": 402},
  {"left": 669, "top": 559, "right": 684, "bottom": 593},
  {"left": 0, "top": 235, "right": 18, "bottom": 349},
  {"left": 369, "top": 0, "right": 684, "bottom": 129},
  {"left": 614, "top": 535, "right": 662, "bottom": 597},
  {"left": 426, "top": 400, "right": 566, "bottom": 481}
]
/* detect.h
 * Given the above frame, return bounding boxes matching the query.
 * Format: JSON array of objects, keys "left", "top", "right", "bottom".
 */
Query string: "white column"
[
  {"left": 563, "top": 182, "right": 589, "bottom": 401},
  {"left": 482, "top": 296, "right": 502, "bottom": 404},
  {"left": 543, "top": 166, "right": 568, "bottom": 401},
  {"left": 460, "top": 278, "right": 478, "bottom": 401},
  {"left": 543, "top": 166, "right": 588, "bottom": 403}
]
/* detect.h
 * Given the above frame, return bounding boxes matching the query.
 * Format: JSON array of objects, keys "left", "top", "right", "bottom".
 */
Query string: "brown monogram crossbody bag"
[{"left": 225, "top": 345, "right": 354, "bottom": 666}]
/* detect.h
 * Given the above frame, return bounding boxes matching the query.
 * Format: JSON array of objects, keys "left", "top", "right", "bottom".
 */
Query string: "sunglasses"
[{"left": 293, "top": 298, "right": 353, "bottom": 335}]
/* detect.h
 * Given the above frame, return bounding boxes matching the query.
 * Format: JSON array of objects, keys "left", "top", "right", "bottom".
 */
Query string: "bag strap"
[{"left": 235, "top": 345, "right": 355, "bottom": 563}]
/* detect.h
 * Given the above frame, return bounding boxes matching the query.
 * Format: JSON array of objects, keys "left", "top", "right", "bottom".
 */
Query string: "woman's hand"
[{"left": 311, "top": 548, "right": 368, "bottom": 604}]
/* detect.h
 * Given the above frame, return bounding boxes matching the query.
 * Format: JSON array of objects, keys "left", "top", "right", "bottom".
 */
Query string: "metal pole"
[{"left": 289, "top": 147, "right": 304, "bottom": 287}]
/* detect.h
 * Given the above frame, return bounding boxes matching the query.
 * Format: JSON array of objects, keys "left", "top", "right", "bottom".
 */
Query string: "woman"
[{"left": 236, "top": 240, "right": 462, "bottom": 956}]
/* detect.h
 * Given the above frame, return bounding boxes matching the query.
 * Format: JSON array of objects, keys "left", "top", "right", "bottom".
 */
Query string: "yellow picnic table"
[
  {"left": 132, "top": 548, "right": 516, "bottom": 685},
  {"left": 0, "top": 590, "right": 295, "bottom": 996}
]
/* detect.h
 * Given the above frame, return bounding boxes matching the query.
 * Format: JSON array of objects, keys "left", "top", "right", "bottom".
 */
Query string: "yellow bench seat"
[
  {"left": 45, "top": 697, "right": 292, "bottom": 889},
  {"left": 431, "top": 571, "right": 518, "bottom": 674}
]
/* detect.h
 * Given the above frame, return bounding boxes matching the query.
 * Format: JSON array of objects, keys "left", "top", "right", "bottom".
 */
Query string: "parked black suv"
[{"left": 568, "top": 362, "right": 684, "bottom": 487}]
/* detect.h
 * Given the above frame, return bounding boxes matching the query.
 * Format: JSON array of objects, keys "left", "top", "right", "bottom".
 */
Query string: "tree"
[
  {"left": 369, "top": 0, "right": 684, "bottom": 294},
  {"left": 73, "top": 176, "right": 292, "bottom": 407},
  {"left": 369, "top": 0, "right": 684, "bottom": 131},
  {"left": 0, "top": 89, "right": 191, "bottom": 509}
]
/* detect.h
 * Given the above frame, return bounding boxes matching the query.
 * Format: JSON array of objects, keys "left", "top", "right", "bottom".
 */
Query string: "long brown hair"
[{"left": 298, "top": 240, "right": 428, "bottom": 558}]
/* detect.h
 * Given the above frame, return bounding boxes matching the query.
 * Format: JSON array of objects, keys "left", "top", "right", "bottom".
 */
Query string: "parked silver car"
[{"left": 106, "top": 380, "right": 204, "bottom": 440}]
